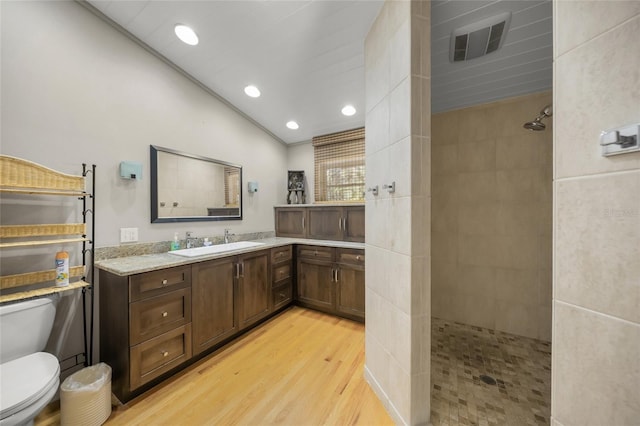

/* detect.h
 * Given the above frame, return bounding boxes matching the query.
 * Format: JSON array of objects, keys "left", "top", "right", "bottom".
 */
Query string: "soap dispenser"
[{"left": 171, "top": 232, "right": 180, "bottom": 251}]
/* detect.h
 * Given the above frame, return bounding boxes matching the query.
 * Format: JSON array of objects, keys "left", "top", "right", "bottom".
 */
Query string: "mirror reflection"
[{"left": 150, "top": 145, "right": 242, "bottom": 223}]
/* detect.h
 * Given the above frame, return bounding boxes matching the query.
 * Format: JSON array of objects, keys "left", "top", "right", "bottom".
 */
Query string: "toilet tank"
[{"left": 0, "top": 295, "right": 58, "bottom": 363}]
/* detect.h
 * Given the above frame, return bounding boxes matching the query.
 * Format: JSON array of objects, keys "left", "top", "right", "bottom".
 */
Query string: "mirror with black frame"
[{"left": 150, "top": 145, "right": 242, "bottom": 223}]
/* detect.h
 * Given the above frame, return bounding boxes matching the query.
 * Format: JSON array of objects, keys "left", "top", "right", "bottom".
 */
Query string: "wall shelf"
[{"left": 0, "top": 154, "right": 96, "bottom": 366}]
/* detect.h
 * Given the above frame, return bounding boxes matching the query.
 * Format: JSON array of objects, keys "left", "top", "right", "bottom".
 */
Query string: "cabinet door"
[
  {"left": 307, "top": 207, "right": 343, "bottom": 240},
  {"left": 275, "top": 208, "right": 307, "bottom": 238},
  {"left": 238, "top": 250, "right": 270, "bottom": 330},
  {"left": 343, "top": 206, "right": 365, "bottom": 242},
  {"left": 192, "top": 258, "right": 237, "bottom": 355},
  {"left": 296, "top": 258, "right": 334, "bottom": 313},
  {"left": 336, "top": 263, "right": 365, "bottom": 322}
]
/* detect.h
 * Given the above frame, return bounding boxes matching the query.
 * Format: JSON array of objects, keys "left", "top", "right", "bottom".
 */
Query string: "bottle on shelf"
[{"left": 55, "top": 251, "right": 69, "bottom": 287}]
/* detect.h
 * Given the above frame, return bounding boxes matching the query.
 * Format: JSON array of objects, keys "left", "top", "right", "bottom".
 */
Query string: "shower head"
[
  {"left": 524, "top": 118, "right": 546, "bottom": 131},
  {"left": 523, "top": 104, "right": 552, "bottom": 131}
]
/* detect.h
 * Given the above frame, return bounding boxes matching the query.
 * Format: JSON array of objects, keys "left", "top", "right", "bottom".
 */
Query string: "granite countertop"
[
  {"left": 95, "top": 237, "right": 364, "bottom": 276},
  {"left": 273, "top": 203, "right": 364, "bottom": 208}
]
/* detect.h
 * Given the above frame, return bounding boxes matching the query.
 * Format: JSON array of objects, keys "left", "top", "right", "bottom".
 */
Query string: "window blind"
[{"left": 313, "top": 127, "right": 365, "bottom": 203}]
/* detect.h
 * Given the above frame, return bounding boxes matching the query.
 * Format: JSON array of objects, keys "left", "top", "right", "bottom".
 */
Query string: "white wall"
[
  {"left": 552, "top": 2, "right": 640, "bottom": 425},
  {"left": 0, "top": 1, "right": 288, "bottom": 248},
  {"left": 286, "top": 141, "right": 315, "bottom": 203}
]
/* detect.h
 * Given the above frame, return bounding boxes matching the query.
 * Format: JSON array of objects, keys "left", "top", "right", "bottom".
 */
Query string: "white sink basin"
[{"left": 169, "top": 241, "right": 265, "bottom": 257}]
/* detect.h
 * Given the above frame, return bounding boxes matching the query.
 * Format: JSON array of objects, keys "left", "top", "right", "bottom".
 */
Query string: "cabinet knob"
[
  {"left": 162, "top": 311, "right": 168, "bottom": 317},
  {"left": 161, "top": 279, "right": 168, "bottom": 285},
  {"left": 314, "top": 250, "right": 318, "bottom": 256},
  {"left": 280, "top": 270, "right": 285, "bottom": 275},
  {"left": 356, "top": 255, "right": 361, "bottom": 261},
  {"left": 161, "top": 351, "right": 169, "bottom": 357}
]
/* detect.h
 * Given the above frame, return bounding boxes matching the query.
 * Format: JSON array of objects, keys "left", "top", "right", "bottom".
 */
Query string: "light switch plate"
[{"left": 120, "top": 227, "right": 138, "bottom": 243}]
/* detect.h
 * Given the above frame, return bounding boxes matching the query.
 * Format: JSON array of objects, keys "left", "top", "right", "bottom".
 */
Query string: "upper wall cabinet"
[
  {"left": 150, "top": 145, "right": 242, "bottom": 223},
  {"left": 274, "top": 206, "right": 364, "bottom": 243}
]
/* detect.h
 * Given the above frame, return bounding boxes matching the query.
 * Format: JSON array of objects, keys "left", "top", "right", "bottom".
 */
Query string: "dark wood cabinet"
[
  {"left": 270, "top": 246, "right": 293, "bottom": 311},
  {"left": 276, "top": 206, "right": 364, "bottom": 242},
  {"left": 192, "top": 258, "right": 238, "bottom": 355},
  {"left": 296, "top": 245, "right": 364, "bottom": 322},
  {"left": 274, "top": 208, "right": 307, "bottom": 238},
  {"left": 237, "top": 250, "right": 270, "bottom": 330},
  {"left": 100, "top": 264, "right": 193, "bottom": 402},
  {"left": 307, "top": 207, "right": 343, "bottom": 240},
  {"left": 343, "top": 206, "right": 365, "bottom": 242}
]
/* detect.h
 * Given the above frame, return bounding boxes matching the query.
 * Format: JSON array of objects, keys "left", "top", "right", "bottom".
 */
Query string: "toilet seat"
[{"left": 0, "top": 352, "right": 60, "bottom": 420}]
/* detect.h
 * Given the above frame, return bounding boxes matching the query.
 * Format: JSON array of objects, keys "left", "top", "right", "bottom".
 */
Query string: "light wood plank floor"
[{"left": 36, "top": 306, "right": 393, "bottom": 426}]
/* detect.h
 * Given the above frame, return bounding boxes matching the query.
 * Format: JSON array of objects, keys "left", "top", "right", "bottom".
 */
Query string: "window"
[{"left": 313, "top": 127, "right": 365, "bottom": 203}]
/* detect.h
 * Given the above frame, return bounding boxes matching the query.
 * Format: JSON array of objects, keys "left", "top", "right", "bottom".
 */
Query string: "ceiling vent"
[{"left": 450, "top": 12, "right": 512, "bottom": 62}]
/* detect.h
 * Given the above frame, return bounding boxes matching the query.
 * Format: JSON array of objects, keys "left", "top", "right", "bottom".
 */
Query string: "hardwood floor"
[{"left": 36, "top": 306, "right": 393, "bottom": 426}]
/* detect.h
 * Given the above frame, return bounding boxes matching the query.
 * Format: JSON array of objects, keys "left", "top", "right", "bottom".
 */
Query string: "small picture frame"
[{"left": 288, "top": 170, "right": 305, "bottom": 191}]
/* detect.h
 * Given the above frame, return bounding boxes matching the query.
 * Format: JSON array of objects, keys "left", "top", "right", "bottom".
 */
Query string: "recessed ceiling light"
[
  {"left": 341, "top": 105, "right": 356, "bottom": 116},
  {"left": 244, "top": 85, "right": 261, "bottom": 98},
  {"left": 286, "top": 121, "right": 299, "bottom": 130},
  {"left": 174, "top": 24, "right": 199, "bottom": 46}
]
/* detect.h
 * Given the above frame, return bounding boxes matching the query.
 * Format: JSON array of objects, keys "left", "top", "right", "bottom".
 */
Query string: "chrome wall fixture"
[
  {"left": 523, "top": 105, "right": 553, "bottom": 131},
  {"left": 367, "top": 185, "right": 379, "bottom": 196}
]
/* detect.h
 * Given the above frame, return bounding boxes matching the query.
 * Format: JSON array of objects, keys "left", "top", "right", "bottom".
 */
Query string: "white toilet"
[{"left": 0, "top": 295, "right": 60, "bottom": 426}]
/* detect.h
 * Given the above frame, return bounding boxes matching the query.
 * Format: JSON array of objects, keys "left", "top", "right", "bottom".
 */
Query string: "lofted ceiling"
[{"left": 85, "top": 0, "right": 552, "bottom": 143}]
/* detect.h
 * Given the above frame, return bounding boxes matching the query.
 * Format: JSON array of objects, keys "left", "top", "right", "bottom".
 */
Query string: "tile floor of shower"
[{"left": 430, "top": 318, "right": 551, "bottom": 426}]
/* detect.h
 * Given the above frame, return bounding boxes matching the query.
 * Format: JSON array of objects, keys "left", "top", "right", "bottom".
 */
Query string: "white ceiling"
[
  {"left": 431, "top": 0, "right": 552, "bottom": 113},
  {"left": 85, "top": 0, "right": 552, "bottom": 143}
]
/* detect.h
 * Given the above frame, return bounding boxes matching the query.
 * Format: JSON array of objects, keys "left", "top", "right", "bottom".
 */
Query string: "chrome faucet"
[
  {"left": 186, "top": 231, "right": 197, "bottom": 249},
  {"left": 224, "top": 228, "right": 234, "bottom": 244}
]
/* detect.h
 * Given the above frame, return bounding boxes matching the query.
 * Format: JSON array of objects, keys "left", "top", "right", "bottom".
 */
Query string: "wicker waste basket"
[{"left": 60, "top": 363, "right": 112, "bottom": 426}]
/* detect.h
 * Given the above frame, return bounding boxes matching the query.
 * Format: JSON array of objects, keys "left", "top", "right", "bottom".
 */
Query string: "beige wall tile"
[
  {"left": 458, "top": 202, "right": 498, "bottom": 236},
  {"left": 410, "top": 371, "right": 431, "bottom": 424},
  {"left": 364, "top": 4, "right": 389, "bottom": 114},
  {"left": 458, "top": 171, "right": 497, "bottom": 204},
  {"left": 495, "top": 201, "right": 544, "bottom": 237},
  {"left": 553, "top": 302, "right": 640, "bottom": 425},
  {"left": 365, "top": 97, "right": 389, "bottom": 156},
  {"left": 410, "top": 196, "right": 429, "bottom": 257},
  {"left": 432, "top": 144, "right": 457, "bottom": 176},
  {"left": 387, "top": 357, "right": 411, "bottom": 421},
  {"left": 495, "top": 267, "right": 539, "bottom": 307},
  {"left": 389, "top": 20, "right": 410, "bottom": 91},
  {"left": 412, "top": 136, "right": 430, "bottom": 197},
  {"left": 555, "top": 16, "right": 640, "bottom": 179},
  {"left": 365, "top": 196, "right": 389, "bottom": 249},
  {"left": 431, "top": 230, "right": 457, "bottom": 262},
  {"left": 389, "top": 136, "right": 412, "bottom": 197},
  {"left": 458, "top": 139, "right": 496, "bottom": 173},
  {"left": 457, "top": 294, "right": 496, "bottom": 330},
  {"left": 494, "top": 234, "right": 540, "bottom": 270},
  {"left": 387, "top": 250, "right": 411, "bottom": 314},
  {"left": 387, "top": 305, "right": 412, "bottom": 368},
  {"left": 555, "top": 172, "right": 640, "bottom": 323},
  {"left": 365, "top": 330, "right": 390, "bottom": 397},
  {"left": 458, "top": 234, "right": 497, "bottom": 267},
  {"left": 412, "top": 256, "right": 431, "bottom": 317},
  {"left": 555, "top": 0, "right": 640, "bottom": 56},
  {"left": 494, "top": 300, "right": 540, "bottom": 338},
  {"left": 388, "top": 196, "right": 412, "bottom": 255},
  {"left": 389, "top": 77, "right": 411, "bottom": 144},
  {"left": 458, "top": 264, "right": 496, "bottom": 299},
  {"left": 497, "top": 169, "right": 548, "bottom": 203},
  {"left": 365, "top": 245, "right": 391, "bottom": 301},
  {"left": 496, "top": 133, "right": 548, "bottom": 170}
]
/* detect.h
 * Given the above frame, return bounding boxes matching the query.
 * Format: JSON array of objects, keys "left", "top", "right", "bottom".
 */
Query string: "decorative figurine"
[{"left": 287, "top": 170, "right": 306, "bottom": 204}]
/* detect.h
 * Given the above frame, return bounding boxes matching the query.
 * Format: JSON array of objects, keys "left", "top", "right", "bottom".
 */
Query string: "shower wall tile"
[
  {"left": 457, "top": 139, "right": 496, "bottom": 173},
  {"left": 555, "top": 15, "right": 640, "bottom": 179},
  {"left": 365, "top": 97, "right": 389, "bottom": 156},
  {"left": 365, "top": 1, "right": 430, "bottom": 423},
  {"left": 431, "top": 92, "right": 552, "bottom": 341},
  {"left": 554, "top": 0, "right": 640, "bottom": 56},
  {"left": 553, "top": 302, "right": 640, "bottom": 426},
  {"left": 389, "top": 77, "right": 411, "bottom": 144},
  {"left": 555, "top": 171, "right": 640, "bottom": 323}
]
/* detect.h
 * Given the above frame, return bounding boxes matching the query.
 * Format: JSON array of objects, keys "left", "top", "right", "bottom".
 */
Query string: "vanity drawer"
[
  {"left": 337, "top": 249, "right": 365, "bottom": 266},
  {"left": 130, "top": 324, "right": 192, "bottom": 389},
  {"left": 272, "top": 263, "right": 291, "bottom": 282},
  {"left": 271, "top": 246, "right": 292, "bottom": 263},
  {"left": 130, "top": 266, "right": 191, "bottom": 302},
  {"left": 272, "top": 280, "right": 292, "bottom": 311},
  {"left": 130, "top": 288, "right": 192, "bottom": 346},
  {"left": 297, "top": 245, "right": 333, "bottom": 261}
]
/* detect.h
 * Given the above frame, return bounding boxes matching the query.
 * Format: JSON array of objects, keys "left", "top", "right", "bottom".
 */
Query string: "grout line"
[
  {"left": 554, "top": 299, "right": 640, "bottom": 327},
  {"left": 556, "top": 12, "right": 640, "bottom": 59},
  {"left": 555, "top": 168, "right": 640, "bottom": 182}
]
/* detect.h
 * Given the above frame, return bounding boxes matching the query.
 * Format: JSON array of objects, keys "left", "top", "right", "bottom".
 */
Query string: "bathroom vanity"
[{"left": 97, "top": 237, "right": 362, "bottom": 403}]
